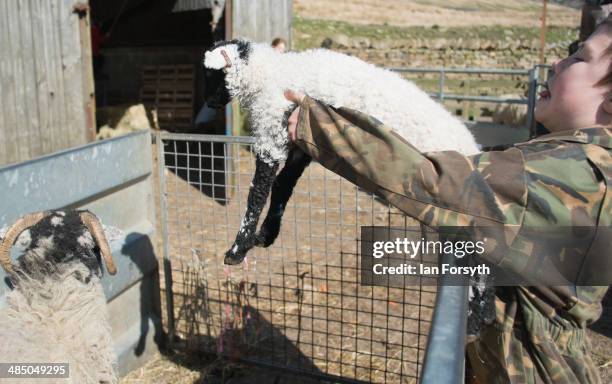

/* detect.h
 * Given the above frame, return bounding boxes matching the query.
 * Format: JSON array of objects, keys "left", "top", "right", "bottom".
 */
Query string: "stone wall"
[{"left": 321, "top": 34, "right": 571, "bottom": 68}]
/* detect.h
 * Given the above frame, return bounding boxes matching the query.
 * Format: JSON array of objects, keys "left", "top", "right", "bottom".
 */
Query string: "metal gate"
[
  {"left": 155, "top": 132, "right": 459, "bottom": 383},
  {"left": 391, "top": 64, "right": 551, "bottom": 137}
]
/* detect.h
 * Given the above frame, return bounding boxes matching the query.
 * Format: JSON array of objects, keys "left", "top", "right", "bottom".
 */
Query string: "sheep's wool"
[
  {"left": 0, "top": 211, "right": 119, "bottom": 384},
  {"left": 0, "top": 262, "right": 117, "bottom": 383},
  {"left": 205, "top": 42, "right": 479, "bottom": 164}
]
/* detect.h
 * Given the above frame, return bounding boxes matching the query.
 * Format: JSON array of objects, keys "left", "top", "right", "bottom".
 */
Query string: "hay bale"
[{"left": 96, "top": 104, "right": 151, "bottom": 140}]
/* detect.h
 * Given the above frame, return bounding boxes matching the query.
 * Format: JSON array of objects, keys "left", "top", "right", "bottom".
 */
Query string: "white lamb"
[
  {"left": 203, "top": 39, "right": 479, "bottom": 264},
  {"left": 0, "top": 210, "right": 118, "bottom": 384}
]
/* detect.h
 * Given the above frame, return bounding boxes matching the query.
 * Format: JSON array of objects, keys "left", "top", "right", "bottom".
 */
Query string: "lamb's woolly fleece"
[
  {"left": 0, "top": 260, "right": 117, "bottom": 384},
  {"left": 205, "top": 42, "right": 479, "bottom": 164}
]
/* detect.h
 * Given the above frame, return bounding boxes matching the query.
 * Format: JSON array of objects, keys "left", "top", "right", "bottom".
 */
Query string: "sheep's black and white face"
[
  {"left": 17, "top": 211, "right": 103, "bottom": 281},
  {"left": 203, "top": 39, "right": 251, "bottom": 109},
  {"left": 203, "top": 68, "right": 231, "bottom": 109}
]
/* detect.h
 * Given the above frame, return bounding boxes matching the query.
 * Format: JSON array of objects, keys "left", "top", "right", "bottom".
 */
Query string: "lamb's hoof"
[
  {"left": 224, "top": 248, "right": 246, "bottom": 265},
  {"left": 254, "top": 232, "right": 265, "bottom": 247},
  {"left": 255, "top": 229, "right": 274, "bottom": 248},
  {"left": 255, "top": 220, "right": 281, "bottom": 248}
]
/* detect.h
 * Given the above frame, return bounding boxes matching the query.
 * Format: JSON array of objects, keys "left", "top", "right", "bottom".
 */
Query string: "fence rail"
[
  {"left": 421, "top": 253, "right": 468, "bottom": 384},
  {"left": 390, "top": 65, "right": 551, "bottom": 137}
]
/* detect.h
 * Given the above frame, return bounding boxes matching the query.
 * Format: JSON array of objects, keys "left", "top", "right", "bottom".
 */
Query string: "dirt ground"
[
  {"left": 120, "top": 350, "right": 325, "bottom": 384},
  {"left": 294, "top": 0, "right": 580, "bottom": 28}
]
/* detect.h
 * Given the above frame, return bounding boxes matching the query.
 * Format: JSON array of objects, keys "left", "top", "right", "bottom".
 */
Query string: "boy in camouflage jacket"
[{"left": 284, "top": 16, "right": 612, "bottom": 384}]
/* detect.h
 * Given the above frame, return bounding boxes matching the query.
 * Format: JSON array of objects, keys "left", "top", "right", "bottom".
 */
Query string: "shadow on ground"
[
  {"left": 136, "top": 302, "right": 326, "bottom": 384},
  {"left": 120, "top": 254, "right": 326, "bottom": 384}
]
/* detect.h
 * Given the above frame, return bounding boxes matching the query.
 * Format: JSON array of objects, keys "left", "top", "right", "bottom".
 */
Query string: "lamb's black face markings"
[
  {"left": 19, "top": 210, "right": 102, "bottom": 280},
  {"left": 211, "top": 39, "right": 252, "bottom": 61},
  {"left": 203, "top": 40, "right": 252, "bottom": 109},
  {"left": 204, "top": 68, "right": 231, "bottom": 109}
]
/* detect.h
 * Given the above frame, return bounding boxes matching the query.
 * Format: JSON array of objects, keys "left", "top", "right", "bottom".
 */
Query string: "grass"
[
  {"left": 402, "top": 75, "right": 529, "bottom": 95},
  {"left": 292, "top": 16, "right": 578, "bottom": 51},
  {"left": 409, "top": 0, "right": 543, "bottom": 12}
]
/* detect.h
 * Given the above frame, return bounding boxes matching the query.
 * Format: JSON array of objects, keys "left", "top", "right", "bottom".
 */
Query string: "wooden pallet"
[{"left": 140, "top": 65, "right": 195, "bottom": 132}]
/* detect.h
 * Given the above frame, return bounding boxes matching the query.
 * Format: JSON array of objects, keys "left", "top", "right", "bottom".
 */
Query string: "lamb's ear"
[{"left": 204, "top": 44, "right": 240, "bottom": 70}]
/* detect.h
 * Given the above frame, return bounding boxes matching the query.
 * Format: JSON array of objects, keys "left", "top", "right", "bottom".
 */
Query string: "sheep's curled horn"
[
  {"left": 0, "top": 211, "right": 117, "bottom": 275},
  {"left": 79, "top": 211, "right": 117, "bottom": 275}
]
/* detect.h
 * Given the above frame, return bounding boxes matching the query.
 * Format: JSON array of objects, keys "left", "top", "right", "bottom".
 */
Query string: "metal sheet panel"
[
  {"left": 0, "top": 131, "right": 152, "bottom": 225},
  {"left": 0, "top": 130, "right": 160, "bottom": 376}
]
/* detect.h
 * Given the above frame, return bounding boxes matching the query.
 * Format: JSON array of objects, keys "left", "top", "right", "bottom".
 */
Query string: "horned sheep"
[{"left": 0, "top": 210, "right": 118, "bottom": 384}]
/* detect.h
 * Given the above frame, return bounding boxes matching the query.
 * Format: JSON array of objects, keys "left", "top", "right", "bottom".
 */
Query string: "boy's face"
[{"left": 535, "top": 24, "right": 611, "bottom": 131}]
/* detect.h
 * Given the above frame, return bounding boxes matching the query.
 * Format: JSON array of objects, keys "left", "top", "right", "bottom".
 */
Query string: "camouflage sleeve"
[{"left": 295, "top": 95, "right": 528, "bottom": 229}]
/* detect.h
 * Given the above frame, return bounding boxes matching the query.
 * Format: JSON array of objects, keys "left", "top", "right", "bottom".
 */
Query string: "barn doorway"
[{"left": 89, "top": 0, "right": 226, "bottom": 135}]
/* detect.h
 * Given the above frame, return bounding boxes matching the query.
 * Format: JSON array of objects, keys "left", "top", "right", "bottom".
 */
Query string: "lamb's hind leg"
[
  {"left": 256, "top": 147, "right": 311, "bottom": 247},
  {"left": 224, "top": 156, "right": 279, "bottom": 265}
]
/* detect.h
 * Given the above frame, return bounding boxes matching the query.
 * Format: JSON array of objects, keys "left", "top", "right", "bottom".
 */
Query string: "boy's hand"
[{"left": 284, "top": 90, "right": 305, "bottom": 142}]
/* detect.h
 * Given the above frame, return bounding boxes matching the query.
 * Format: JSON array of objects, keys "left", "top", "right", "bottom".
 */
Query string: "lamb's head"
[
  {"left": 0, "top": 210, "right": 117, "bottom": 284},
  {"left": 203, "top": 39, "right": 252, "bottom": 109}
]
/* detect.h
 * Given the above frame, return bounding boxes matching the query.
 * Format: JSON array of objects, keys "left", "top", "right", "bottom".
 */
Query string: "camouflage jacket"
[{"left": 295, "top": 95, "right": 611, "bottom": 330}]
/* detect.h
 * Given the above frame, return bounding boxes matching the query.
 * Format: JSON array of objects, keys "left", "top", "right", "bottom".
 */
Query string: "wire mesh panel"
[{"left": 157, "top": 132, "right": 438, "bottom": 383}]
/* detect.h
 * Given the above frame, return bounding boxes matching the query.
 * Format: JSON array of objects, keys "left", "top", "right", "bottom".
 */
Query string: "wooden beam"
[
  {"left": 75, "top": 2, "right": 96, "bottom": 142},
  {"left": 539, "top": 0, "right": 548, "bottom": 65}
]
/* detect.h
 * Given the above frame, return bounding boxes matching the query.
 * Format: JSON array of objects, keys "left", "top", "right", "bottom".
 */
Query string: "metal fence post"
[
  {"left": 390, "top": 67, "right": 531, "bottom": 106},
  {"left": 439, "top": 69, "right": 445, "bottom": 101},
  {"left": 155, "top": 132, "right": 176, "bottom": 348},
  {"left": 525, "top": 66, "right": 539, "bottom": 138},
  {"left": 421, "top": 251, "right": 468, "bottom": 384}
]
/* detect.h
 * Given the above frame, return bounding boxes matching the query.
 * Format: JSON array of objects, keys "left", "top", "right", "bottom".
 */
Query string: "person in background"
[
  {"left": 91, "top": 20, "right": 108, "bottom": 80},
  {"left": 284, "top": 15, "right": 612, "bottom": 384},
  {"left": 271, "top": 37, "right": 287, "bottom": 53}
]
